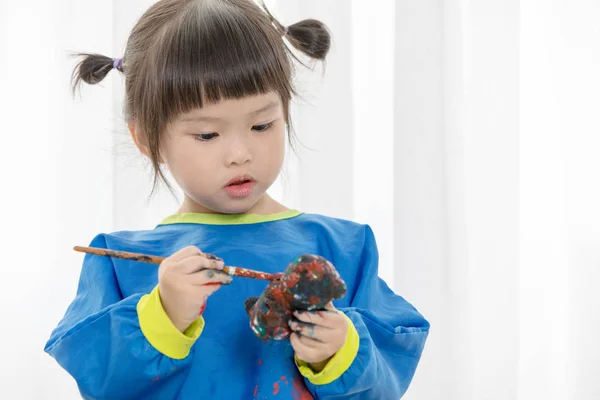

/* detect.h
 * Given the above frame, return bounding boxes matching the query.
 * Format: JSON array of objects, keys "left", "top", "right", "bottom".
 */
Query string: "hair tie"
[
  {"left": 283, "top": 26, "right": 289, "bottom": 36},
  {"left": 112, "top": 58, "right": 123, "bottom": 70}
]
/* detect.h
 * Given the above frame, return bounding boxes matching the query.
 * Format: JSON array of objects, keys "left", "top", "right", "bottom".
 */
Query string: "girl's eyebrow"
[
  {"left": 180, "top": 101, "right": 279, "bottom": 123},
  {"left": 246, "top": 101, "right": 279, "bottom": 118}
]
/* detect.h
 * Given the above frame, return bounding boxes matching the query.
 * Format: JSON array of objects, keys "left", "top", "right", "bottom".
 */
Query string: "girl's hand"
[
  {"left": 158, "top": 246, "right": 232, "bottom": 332},
  {"left": 289, "top": 302, "right": 349, "bottom": 372}
]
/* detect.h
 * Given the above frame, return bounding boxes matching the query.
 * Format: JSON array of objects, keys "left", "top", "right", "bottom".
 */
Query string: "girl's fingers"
[
  {"left": 189, "top": 269, "right": 232, "bottom": 286},
  {"left": 168, "top": 245, "right": 203, "bottom": 262},
  {"left": 198, "top": 251, "right": 223, "bottom": 262},
  {"left": 293, "top": 310, "right": 342, "bottom": 329},
  {"left": 289, "top": 332, "right": 305, "bottom": 354},
  {"left": 289, "top": 320, "right": 325, "bottom": 342},
  {"left": 290, "top": 332, "right": 321, "bottom": 350},
  {"left": 178, "top": 254, "right": 225, "bottom": 274},
  {"left": 198, "top": 282, "right": 223, "bottom": 296}
]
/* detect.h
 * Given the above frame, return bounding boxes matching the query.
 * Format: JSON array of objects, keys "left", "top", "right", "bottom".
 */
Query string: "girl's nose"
[{"left": 226, "top": 137, "right": 252, "bottom": 166}]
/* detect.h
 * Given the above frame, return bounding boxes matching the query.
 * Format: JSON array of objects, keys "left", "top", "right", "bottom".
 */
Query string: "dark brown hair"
[{"left": 72, "top": 0, "right": 330, "bottom": 196}]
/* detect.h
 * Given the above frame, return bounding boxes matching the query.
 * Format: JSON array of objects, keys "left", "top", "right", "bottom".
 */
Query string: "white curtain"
[{"left": 2, "top": 0, "right": 599, "bottom": 399}]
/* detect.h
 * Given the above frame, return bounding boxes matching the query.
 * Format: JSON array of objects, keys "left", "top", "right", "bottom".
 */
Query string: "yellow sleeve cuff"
[
  {"left": 295, "top": 313, "right": 360, "bottom": 385},
  {"left": 137, "top": 285, "right": 205, "bottom": 360}
]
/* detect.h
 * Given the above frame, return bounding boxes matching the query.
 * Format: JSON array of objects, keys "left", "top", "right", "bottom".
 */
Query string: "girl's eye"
[
  {"left": 195, "top": 133, "right": 219, "bottom": 141},
  {"left": 252, "top": 122, "right": 273, "bottom": 132}
]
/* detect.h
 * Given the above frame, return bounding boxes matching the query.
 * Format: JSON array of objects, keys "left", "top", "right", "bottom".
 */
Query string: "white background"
[{"left": 1, "top": 0, "right": 599, "bottom": 399}]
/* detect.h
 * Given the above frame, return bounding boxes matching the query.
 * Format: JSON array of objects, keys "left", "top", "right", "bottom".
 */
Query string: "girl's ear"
[{"left": 127, "top": 120, "right": 165, "bottom": 164}]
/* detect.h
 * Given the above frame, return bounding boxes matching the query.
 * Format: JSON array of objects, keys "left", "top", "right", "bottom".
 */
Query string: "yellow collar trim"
[{"left": 158, "top": 209, "right": 302, "bottom": 226}]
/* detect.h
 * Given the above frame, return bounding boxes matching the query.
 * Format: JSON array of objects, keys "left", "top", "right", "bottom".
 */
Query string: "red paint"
[
  {"left": 273, "top": 382, "right": 280, "bottom": 395},
  {"left": 286, "top": 273, "right": 300, "bottom": 287},
  {"left": 232, "top": 268, "right": 279, "bottom": 281},
  {"left": 152, "top": 376, "right": 160, "bottom": 382},
  {"left": 292, "top": 375, "right": 314, "bottom": 400},
  {"left": 280, "top": 376, "right": 286, "bottom": 381},
  {"left": 202, "top": 282, "right": 222, "bottom": 286},
  {"left": 199, "top": 303, "right": 206, "bottom": 315},
  {"left": 246, "top": 255, "right": 347, "bottom": 341},
  {"left": 258, "top": 359, "right": 263, "bottom": 366},
  {"left": 254, "top": 385, "right": 258, "bottom": 396}
]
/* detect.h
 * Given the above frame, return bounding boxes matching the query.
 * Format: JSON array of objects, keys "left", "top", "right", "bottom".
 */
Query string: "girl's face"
[{"left": 161, "top": 92, "right": 286, "bottom": 214}]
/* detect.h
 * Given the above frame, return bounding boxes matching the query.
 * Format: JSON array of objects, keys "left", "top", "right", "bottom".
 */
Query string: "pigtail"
[
  {"left": 71, "top": 53, "right": 123, "bottom": 95},
  {"left": 259, "top": 1, "right": 331, "bottom": 61},
  {"left": 285, "top": 19, "right": 331, "bottom": 61}
]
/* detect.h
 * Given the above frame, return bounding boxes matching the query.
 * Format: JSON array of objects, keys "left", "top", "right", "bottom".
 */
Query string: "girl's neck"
[{"left": 177, "top": 194, "right": 289, "bottom": 216}]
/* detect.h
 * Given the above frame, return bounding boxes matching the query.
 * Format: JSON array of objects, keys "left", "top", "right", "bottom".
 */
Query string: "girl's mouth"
[{"left": 224, "top": 176, "right": 256, "bottom": 198}]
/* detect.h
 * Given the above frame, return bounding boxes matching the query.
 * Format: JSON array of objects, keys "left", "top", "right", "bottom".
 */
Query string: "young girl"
[{"left": 45, "top": 1, "right": 429, "bottom": 399}]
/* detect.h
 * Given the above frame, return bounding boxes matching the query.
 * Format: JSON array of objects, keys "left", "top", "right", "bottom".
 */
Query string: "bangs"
[{"left": 138, "top": 1, "right": 292, "bottom": 128}]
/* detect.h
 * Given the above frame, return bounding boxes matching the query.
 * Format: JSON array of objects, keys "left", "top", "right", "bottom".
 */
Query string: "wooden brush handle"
[{"left": 73, "top": 246, "right": 281, "bottom": 281}]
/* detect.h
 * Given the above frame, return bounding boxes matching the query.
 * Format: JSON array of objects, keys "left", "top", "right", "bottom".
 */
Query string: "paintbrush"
[{"left": 73, "top": 246, "right": 282, "bottom": 281}]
